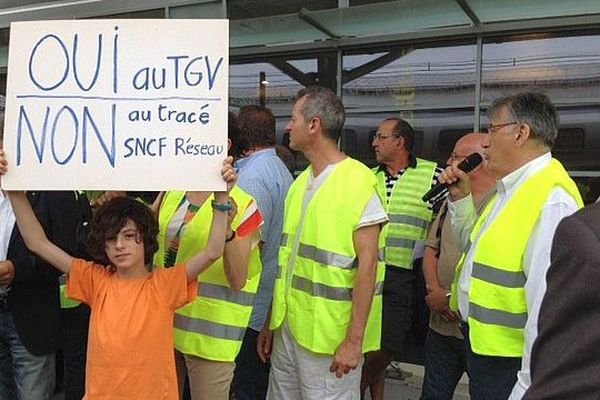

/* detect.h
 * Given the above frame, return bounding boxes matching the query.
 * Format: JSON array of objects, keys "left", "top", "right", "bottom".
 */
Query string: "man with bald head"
[{"left": 421, "top": 133, "right": 496, "bottom": 400}]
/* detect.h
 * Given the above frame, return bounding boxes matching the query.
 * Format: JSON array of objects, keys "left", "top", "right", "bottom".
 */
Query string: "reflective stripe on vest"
[
  {"left": 174, "top": 314, "right": 246, "bottom": 342},
  {"left": 387, "top": 214, "right": 430, "bottom": 230},
  {"left": 472, "top": 262, "right": 526, "bottom": 288},
  {"left": 271, "top": 158, "right": 385, "bottom": 355},
  {"left": 374, "top": 159, "right": 436, "bottom": 269},
  {"left": 298, "top": 242, "right": 357, "bottom": 270},
  {"left": 155, "top": 187, "right": 262, "bottom": 362},
  {"left": 292, "top": 275, "right": 384, "bottom": 302},
  {"left": 385, "top": 237, "right": 416, "bottom": 249},
  {"left": 197, "top": 282, "right": 255, "bottom": 307},
  {"left": 468, "top": 302, "right": 528, "bottom": 329},
  {"left": 450, "top": 158, "right": 583, "bottom": 357},
  {"left": 276, "top": 237, "right": 385, "bottom": 280}
]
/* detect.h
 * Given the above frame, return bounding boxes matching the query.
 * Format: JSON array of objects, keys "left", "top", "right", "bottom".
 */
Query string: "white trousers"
[{"left": 267, "top": 324, "right": 363, "bottom": 400}]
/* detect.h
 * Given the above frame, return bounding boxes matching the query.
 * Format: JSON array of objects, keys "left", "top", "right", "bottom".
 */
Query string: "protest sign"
[{"left": 2, "top": 19, "right": 228, "bottom": 191}]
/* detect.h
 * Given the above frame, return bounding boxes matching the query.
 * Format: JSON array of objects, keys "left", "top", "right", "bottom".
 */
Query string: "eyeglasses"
[
  {"left": 487, "top": 121, "right": 517, "bottom": 134},
  {"left": 373, "top": 132, "right": 397, "bottom": 141},
  {"left": 449, "top": 153, "right": 469, "bottom": 162}
]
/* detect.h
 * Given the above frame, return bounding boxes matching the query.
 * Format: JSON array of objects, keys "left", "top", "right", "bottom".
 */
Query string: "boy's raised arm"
[
  {"left": 0, "top": 150, "right": 74, "bottom": 274},
  {"left": 185, "top": 157, "right": 236, "bottom": 282}
]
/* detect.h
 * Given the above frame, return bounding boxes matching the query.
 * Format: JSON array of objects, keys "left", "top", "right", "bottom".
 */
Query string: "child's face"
[{"left": 104, "top": 219, "right": 146, "bottom": 272}]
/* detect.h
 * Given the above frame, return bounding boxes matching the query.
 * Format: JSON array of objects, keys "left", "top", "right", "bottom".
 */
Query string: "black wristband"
[{"left": 225, "top": 230, "right": 236, "bottom": 243}]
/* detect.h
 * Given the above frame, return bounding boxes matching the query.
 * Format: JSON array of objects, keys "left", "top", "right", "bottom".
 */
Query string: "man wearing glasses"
[
  {"left": 361, "top": 118, "right": 442, "bottom": 400},
  {"left": 439, "top": 92, "right": 583, "bottom": 399}
]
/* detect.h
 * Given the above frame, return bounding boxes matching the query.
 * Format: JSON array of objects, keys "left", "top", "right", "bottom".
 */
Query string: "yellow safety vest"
[
  {"left": 154, "top": 187, "right": 262, "bottom": 362},
  {"left": 373, "top": 158, "right": 437, "bottom": 269},
  {"left": 450, "top": 159, "right": 582, "bottom": 356},
  {"left": 271, "top": 158, "right": 385, "bottom": 355}
]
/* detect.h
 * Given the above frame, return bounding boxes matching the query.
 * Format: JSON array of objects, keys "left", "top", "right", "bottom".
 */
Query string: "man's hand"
[
  {"left": 0, "top": 148, "right": 8, "bottom": 182},
  {"left": 438, "top": 165, "right": 472, "bottom": 201},
  {"left": 425, "top": 285, "right": 458, "bottom": 322},
  {"left": 222, "top": 156, "right": 237, "bottom": 194},
  {"left": 257, "top": 327, "right": 274, "bottom": 363},
  {"left": 329, "top": 337, "right": 362, "bottom": 378},
  {"left": 0, "top": 260, "right": 15, "bottom": 286}
]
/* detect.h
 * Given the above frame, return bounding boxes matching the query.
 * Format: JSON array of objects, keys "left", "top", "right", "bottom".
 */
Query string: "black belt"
[{"left": 385, "top": 264, "right": 414, "bottom": 274}]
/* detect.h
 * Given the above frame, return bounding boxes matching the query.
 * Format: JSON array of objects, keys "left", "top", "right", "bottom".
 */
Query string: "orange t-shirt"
[{"left": 67, "top": 259, "right": 197, "bottom": 400}]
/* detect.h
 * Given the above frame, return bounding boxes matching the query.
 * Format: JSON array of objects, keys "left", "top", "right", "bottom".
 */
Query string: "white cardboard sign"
[{"left": 2, "top": 19, "right": 228, "bottom": 191}]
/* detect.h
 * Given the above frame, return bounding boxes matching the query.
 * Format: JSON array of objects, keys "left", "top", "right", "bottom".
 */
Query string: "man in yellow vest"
[
  {"left": 421, "top": 133, "right": 496, "bottom": 400},
  {"left": 439, "top": 92, "right": 583, "bottom": 399},
  {"left": 257, "top": 86, "right": 387, "bottom": 399},
  {"left": 361, "top": 118, "right": 442, "bottom": 400}
]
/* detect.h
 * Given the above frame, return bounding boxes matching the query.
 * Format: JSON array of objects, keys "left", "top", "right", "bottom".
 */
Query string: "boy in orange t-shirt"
[{"left": 0, "top": 152, "right": 236, "bottom": 400}]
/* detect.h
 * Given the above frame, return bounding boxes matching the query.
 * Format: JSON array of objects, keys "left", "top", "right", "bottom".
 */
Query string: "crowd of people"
[{"left": 0, "top": 86, "right": 596, "bottom": 400}]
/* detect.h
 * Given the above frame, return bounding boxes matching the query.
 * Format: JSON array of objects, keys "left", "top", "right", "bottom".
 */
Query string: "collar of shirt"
[
  {"left": 377, "top": 153, "right": 417, "bottom": 177},
  {"left": 235, "top": 148, "right": 276, "bottom": 171},
  {"left": 496, "top": 152, "right": 552, "bottom": 196}
]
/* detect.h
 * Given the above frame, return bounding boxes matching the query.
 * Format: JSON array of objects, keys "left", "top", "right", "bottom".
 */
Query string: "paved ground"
[
  {"left": 55, "top": 363, "right": 470, "bottom": 400},
  {"left": 376, "top": 363, "right": 470, "bottom": 400}
]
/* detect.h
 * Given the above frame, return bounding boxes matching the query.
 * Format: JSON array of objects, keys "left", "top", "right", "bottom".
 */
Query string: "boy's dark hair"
[{"left": 87, "top": 197, "right": 158, "bottom": 268}]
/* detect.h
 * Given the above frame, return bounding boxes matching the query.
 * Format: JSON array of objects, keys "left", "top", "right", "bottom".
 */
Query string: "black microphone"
[{"left": 422, "top": 152, "right": 483, "bottom": 203}]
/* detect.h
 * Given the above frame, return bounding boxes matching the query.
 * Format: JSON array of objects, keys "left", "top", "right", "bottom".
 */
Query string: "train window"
[
  {"left": 340, "top": 128, "right": 358, "bottom": 155},
  {"left": 437, "top": 129, "right": 471, "bottom": 153},
  {"left": 413, "top": 130, "right": 424, "bottom": 154},
  {"left": 555, "top": 128, "right": 584, "bottom": 152},
  {"left": 572, "top": 176, "right": 600, "bottom": 205}
]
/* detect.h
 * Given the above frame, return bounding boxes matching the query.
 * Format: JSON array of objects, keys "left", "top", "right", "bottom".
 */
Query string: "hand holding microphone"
[{"left": 423, "top": 153, "right": 483, "bottom": 203}]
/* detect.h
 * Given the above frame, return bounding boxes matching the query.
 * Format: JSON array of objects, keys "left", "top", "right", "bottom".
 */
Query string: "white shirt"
[
  {"left": 0, "top": 191, "right": 16, "bottom": 293},
  {"left": 0, "top": 191, "right": 15, "bottom": 261},
  {"left": 448, "top": 152, "right": 580, "bottom": 399}
]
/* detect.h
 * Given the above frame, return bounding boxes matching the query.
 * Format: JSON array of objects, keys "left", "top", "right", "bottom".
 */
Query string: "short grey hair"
[
  {"left": 296, "top": 86, "right": 345, "bottom": 142},
  {"left": 489, "top": 92, "right": 558, "bottom": 148}
]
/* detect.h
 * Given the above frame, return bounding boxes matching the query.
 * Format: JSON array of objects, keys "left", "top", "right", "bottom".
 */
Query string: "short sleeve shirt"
[{"left": 67, "top": 259, "right": 197, "bottom": 399}]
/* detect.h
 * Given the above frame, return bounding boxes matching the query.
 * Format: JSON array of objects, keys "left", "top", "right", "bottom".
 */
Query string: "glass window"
[
  {"left": 481, "top": 33, "right": 600, "bottom": 197},
  {"left": 169, "top": 3, "right": 223, "bottom": 19},
  {"left": 230, "top": 60, "right": 316, "bottom": 112},
  {"left": 96, "top": 9, "right": 165, "bottom": 19},
  {"left": 468, "top": 0, "right": 600, "bottom": 23},
  {"left": 481, "top": 33, "right": 600, "bottom": 106},
  {"left": 227, "top": 0, "right": 336, "bottom": 19},
  {"left": 343, "top": 43, "right": 477, "bottom": 112},
  {"left": 342, "top": 43, "right": 477, "bottom": 167}
]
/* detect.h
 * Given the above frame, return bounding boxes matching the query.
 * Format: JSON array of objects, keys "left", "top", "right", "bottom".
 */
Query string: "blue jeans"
[
  {"left": 233, "top": 328, "right": 270, "bottom": 400},
  {"left": 462, "top": 323, "right": 521, "bottom": 400},
  {"left": 421, "top": 328, "right": 467, "bottom": 400},
  {"left": 0, "top": 309, "right": 56, "bottom": 400}
]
